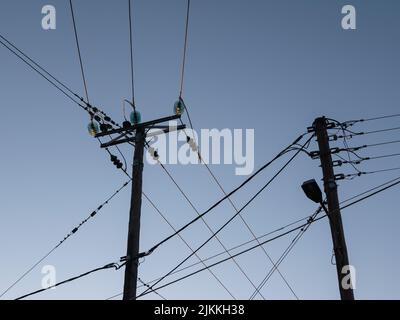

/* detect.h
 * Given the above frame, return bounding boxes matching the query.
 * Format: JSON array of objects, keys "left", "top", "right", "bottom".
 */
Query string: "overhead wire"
[
  {"left": 173, "top": 1, "right": 300, "bottom": 296},
  {"left": 0, "top": 180, "right": 131, "bottom": 299},
  {"left": 136, "top": 134, "right": 314, "bottom": 299},
  {"left": 136, "top": 175, "right": 400, "bottom": 297},
  {"left": 178, "top": 120, "right": 302, "bottom": 299},
  {"left": 69, "top": 0, "right": 90, "bottom": 105},
  {"left": 141, "top": 191, "right": 237, "bottom": 299},
  {"left": 16, "top": 261, "right": 125, "bottom": 300},
  {"left": 136, "top": 134, "right": 312, "bottom": 263},
  {"left": 151, "top": 157, "right": 263, "bottom": 299},
  {"left": 249, "top": 206, "right": 323, "bottom": 300},
  {"left": 105, "top": 214, "right": 310, "bottom": 300},
  {"left": 179, "top": 0, "right": 191, "bottom": 98}
]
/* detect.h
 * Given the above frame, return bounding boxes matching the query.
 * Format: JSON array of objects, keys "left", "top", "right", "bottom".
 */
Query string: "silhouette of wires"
[
  {"left": 69, "top": 0, "right": 90, "bottom": 105},
  {"left": 135, "top": 174, "right": 400, "bottom": 298},
  {"left": 176, "top": 119, "right": 304, "bottom": 299},
  {"left": 105, "top": 214, "right": 311, "bottom": 300},
  {"left": 0, "top": 180, "right": 131, "bottom": 299},
  {"left": 128, "top": 0, "right": 136, "bottom": 109},
  {"left": 136, "top": 135, "right": 314, "bottom": 298},
  {"left": 249, "top": 206, "right": 323, "bottom": 300},
  {"left": 16, "top": 260, "right": 126, "bottom": 300}
]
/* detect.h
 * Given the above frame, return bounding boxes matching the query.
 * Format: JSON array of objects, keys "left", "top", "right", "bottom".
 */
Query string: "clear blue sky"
[{"left": 1, "top": 0, "right": 400, "bottom": 300}]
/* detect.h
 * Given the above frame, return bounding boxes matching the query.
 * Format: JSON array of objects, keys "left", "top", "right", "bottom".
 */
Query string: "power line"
[
  {"left": 107, "top": 155, "right": 237, "bottom": 299},
  {"left": 128, "top": 0, "right": 136, "bottom": 109},
  {"left": 138, "top": 277, "right": 166, "bottom": 300},
  {"left": 0, "top": 36, "right": 87, "bottom": 111},
  {"left": 69, "top": 0, "right": 90, "bottom": 104},
  {"left": 0, "top": 180, "right": 131, "bottom": 299},
  {"left": 338, "top": 127, "right": 400, "bottom": 138},
  {"left": 178, "top": 118, "right": 302, "bottom": 298},
  {"left": 368, "top": 153, "right": 400, "bottom": 161},
  {"left": 343, "top": 113, "right": 400, "bottom": 126},
  {"left": 153, "top": 159, "right": 263, "bottom": 299},
  {"left": 249, "top": 206, "right": 322, "bottom": 300},
  {"left": 333, "top": 153, "right": 400, "bottom": 166},
  {"left": 0, "top": 33, "right": 83, "bottom": 102},
  {"left": 105, "top": 214, "right": 312, "bottom": 300},
  {"left": 366, "top": 139, "right": 400, "bottom": 148},
  {"left": 197, "top": 140, "right": 298, "bottom": 298},
  {"left": 137, "top": 135, "right": 313, "bottom": 298},
  {"left": 137, "top": 218, "right": 312, "bottom": 298},
  {"left": 137, "top": 176, "right": 400, "bottom": 297},
  {"left": 0, "top": 32, "right": 119, "bottom": 129},
  {"left": 105, "top": 214, "right": 311, "bottom": 300},
  {"left": 106, "top": 174, "right": 400, "bottom": 300},
  {"left": 179, "top": 0, "right": 191, "bottom": 98},
  {"left": 16, "top": 261, "right": 125, "bottom": 300},
  {"left": 344, "top": 167, "right": 400, "bottom": 179},
  {"left": 141, "top": 191, "right": 237, "bottom": 299},
  {"left": 137, "top": 134, "right": 311, "bottom": 262}
]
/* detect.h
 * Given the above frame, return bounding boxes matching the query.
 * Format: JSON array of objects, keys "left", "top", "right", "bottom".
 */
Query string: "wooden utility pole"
[
  {"left": 96, "top": 114, "right": 186, "bottom": 300},
  {"left": 123, "top": 127, "right": 145, "bottom": 300},
  {"left": 313, "top": 117, "right": 355, "bottom": 300}
]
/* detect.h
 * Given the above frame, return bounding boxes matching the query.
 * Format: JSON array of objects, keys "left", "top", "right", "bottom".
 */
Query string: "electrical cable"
[
  {"left": 137, "top": 134, "right": 311, "bottom": 262},
  {"left": 0, "top": 180, "right": 131, "bottom": 299},
  {"left": 141, "top": 192, "right": 237, "bottom": 299},
  {"left": 249, "top": 206, "right": 323, "bottom": 300},
  {"left": 136, "top": 135, "right": 313, "bottom": 299},
  {"left": 69, "top": 0, "right": 90, "bottom": 105},
  {"left": 107, "top": 174, "right": 400, "bottom": 300},
  {"left": 136, "top": 176, "right": 400, "bottom": 297},
  {"left": 16, "top": 261, "right": 125, "bottom": 300},
  {"left": 180, "top": 121, "right": 303, "bottom": 298},
  {"left": 0, "top": 37, "right": 87, "bottom": 112},
  {"left": 179, "top": 0, "right": 191, "bottom": 98},
  {"left": 128, "top": 0, "right": 136, "bottom": 109},
  {"left": 152, "top": 158, "right": 262, "bottom": 299}
]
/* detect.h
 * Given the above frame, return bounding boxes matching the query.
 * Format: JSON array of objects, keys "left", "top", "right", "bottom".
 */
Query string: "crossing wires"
[{"left": 69, "top": 0, "right": 90, "bottom": 106}]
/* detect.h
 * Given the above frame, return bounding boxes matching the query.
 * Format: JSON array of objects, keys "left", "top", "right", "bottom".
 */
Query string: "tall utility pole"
[
  {"left": 96, "top": 114, "right": 186, "bottom": 300},
  {"left": 313, "top": 117, "right": 355, "bottom": 300},
  {"left": 123, "top": 127, "right": 145, "bottom": 300}
]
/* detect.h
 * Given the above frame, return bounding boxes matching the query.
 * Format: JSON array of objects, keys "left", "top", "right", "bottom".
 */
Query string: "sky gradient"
[{"left": 1, "top": 0, "right": 400, "bottom": 300}]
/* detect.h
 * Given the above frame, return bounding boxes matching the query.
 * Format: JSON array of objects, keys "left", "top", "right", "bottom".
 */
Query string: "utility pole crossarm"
[{"left": 95, "top": 114, "right": 182, "bottom": 138}]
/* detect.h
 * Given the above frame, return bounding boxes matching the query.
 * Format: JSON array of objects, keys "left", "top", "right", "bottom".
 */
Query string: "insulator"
[
  {"left": 100, "top": 123, "right": 108, "bottom": 133},
  {"left": 153, "top": 151, "right": 159, "bottom": 159},
  {"left": 94, "top": 115, "right": 101, "bottom": 122},
  {"left": 87, "top": 121, "right": 99, "bottom": 137},
  {"left": 104, "top": 116, "right": 111, "bottom": 122},
  {"left": 130, "top": 111, "right": 141, "bottom": 125},
  {"left": 174, "top": 99, "right": 185, "bottom": 116},
  {"left": 123, "top": 121, "right": 131, "bottom": 129},
  {"left": 116, "top": 162, "right": 123, "bottom": 169}
]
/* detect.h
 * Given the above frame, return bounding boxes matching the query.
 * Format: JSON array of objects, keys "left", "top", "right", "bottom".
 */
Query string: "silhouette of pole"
[
  {"left": 123, "top": 127, "right": 145, "bottom": 300},
  {"left": 96, "top": 114, "right": 185, "bottom": 300},
  {"left": 313, "top": 117, "right": 354, "bottom": 300}
]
